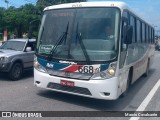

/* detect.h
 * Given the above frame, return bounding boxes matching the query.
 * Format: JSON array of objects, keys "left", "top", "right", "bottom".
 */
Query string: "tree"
[
  {"left": 19, "top": 4, "right": 40, "bottom": 37},
  {"left": 0, "top": 7, "right": 5, "bottom": 40},
  {"left": 3, "top": 4, "right": 40, "bottom": 38},
  {"left": 0, "top": 7, "right": 5, "bottom": 33}
]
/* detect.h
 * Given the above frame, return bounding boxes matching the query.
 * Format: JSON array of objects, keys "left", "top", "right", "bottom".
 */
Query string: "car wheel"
[{"left": 9, "top": 62, "right": 23, "bottom": 80}]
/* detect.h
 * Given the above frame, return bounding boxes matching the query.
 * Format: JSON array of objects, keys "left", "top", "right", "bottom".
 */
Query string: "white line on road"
[{"left": 129, "top": 79, "right": 160, "bottom": 120}]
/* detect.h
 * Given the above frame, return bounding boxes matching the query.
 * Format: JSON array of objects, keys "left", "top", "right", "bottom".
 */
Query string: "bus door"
[{"left": 119, "top": 11, "right": 130, "bottom": 93}]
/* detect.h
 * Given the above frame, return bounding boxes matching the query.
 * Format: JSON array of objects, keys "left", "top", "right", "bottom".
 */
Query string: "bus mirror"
[
  {"left": 124, "top": 26, "right": 133, "bottom": 44},
  {"left": 28, "top": 26, "right": 32, "bottom": 39},
  {"left": 28, "top": 19, "right": 40, "bottom": 39}
]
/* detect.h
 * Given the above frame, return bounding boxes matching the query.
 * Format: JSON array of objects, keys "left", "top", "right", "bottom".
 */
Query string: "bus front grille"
[{"left": 47, "top": 82, "right": 92, "bottom": 96}]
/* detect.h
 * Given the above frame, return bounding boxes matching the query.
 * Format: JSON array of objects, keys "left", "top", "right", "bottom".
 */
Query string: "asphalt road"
[{"left": 0, "top": 52, "right": 160, "bottom": 120}]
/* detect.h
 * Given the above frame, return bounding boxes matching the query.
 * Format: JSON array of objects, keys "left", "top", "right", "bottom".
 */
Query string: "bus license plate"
[{"left": 60, "top": 80, "right": 74, "bottom": 87}]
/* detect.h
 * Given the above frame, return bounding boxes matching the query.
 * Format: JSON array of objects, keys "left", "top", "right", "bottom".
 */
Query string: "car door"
[{"left": 23, "top": 41, "right": 35, "bottom": 68}]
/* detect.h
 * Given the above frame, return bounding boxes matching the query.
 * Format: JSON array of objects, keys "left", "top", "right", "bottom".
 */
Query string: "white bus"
[{"left": 34, "top": 1, "right": 155, "bottom": 100}]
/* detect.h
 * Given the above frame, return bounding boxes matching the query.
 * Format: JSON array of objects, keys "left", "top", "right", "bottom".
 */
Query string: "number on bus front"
[{"left": 78, "top": 66, "right": 100, "bottom": 74}]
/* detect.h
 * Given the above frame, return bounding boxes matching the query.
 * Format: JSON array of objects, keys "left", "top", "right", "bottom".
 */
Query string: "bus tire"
[
  {"left": 121, "top": 70, "right": 132, "bottom": 97},
  {"left": 143, "top": 60, "right": 149, "bottom": 77}
]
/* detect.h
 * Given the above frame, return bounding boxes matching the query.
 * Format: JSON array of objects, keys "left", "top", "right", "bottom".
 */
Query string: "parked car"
[{"left": 0, "top": 38, "right": 36, "bottom": 80}]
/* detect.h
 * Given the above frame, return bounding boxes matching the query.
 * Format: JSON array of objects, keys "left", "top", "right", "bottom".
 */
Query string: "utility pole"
[{"left": 5, "top": 0, "right": 9, "bottom": 9}]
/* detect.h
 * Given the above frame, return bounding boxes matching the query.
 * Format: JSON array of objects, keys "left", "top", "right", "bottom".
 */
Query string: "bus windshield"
[{"left": 37, "top": 7, "right": 120, "bottom": 63}]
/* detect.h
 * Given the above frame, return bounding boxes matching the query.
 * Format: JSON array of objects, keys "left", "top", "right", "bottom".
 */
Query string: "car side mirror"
[
  {"left": 124, "top": 26, "right": 133, "bottom": 44},
  {"left": 26, "top": 47, "right": 32, "bottom": 52}
]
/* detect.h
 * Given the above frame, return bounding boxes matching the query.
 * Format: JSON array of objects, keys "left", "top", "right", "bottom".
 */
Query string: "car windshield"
[
  {"left": 37, "top": 7, "right": 120, "bottom": 63},
  {"left": 0, "top": 41, "right": 26, "bottom": 51}
]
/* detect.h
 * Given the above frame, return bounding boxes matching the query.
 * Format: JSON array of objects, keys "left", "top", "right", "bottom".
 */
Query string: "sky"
[
  {"left": 0, "top": 0, "right": 160, "bottom": 31},
  {"left": 0, "top": 0, "right": 36, "bottom": 8}
]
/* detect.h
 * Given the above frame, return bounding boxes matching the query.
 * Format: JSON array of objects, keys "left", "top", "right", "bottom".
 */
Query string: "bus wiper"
[
  {"left": 48, "top": 22, "right": 69, "bottom": 61},
  {"left": 76, "top": 23, "right": 90, "bottom": 64}
]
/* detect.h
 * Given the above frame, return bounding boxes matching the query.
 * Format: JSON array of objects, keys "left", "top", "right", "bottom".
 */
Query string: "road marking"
[{"left": 129, "top": 79, "right": 160, "bottom": 120}]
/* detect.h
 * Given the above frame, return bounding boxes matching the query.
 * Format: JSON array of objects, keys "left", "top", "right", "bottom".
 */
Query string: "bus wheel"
[
  {"left": 143, "top": 61, "right": 149, "bottom": 77},
  {"left": 121, "top": 70, "right": 132, "bottom": 97}
]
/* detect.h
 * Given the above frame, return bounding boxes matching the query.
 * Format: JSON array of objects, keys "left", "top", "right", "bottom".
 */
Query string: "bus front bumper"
[{"left": 34, "top": 69, "right": 120, "bottom": 100}]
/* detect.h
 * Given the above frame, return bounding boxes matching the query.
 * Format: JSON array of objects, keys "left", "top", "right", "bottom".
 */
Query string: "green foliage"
[
  {"left": 0, "top": 4, "right": 40, "bottom": 38},
  {"left": 0, "top": 7, "right": 5, "bottom": 33}
]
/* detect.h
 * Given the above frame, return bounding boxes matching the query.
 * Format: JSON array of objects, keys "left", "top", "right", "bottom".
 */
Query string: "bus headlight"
[
  {"left": 107, "top": 68, "right": 115, "bottom": 76},
  {"left": 34, "top": 56, "right": 47, "bottom": 73},
  {"left": 91, "top": 62, "right": 117, "bottom": 80}
]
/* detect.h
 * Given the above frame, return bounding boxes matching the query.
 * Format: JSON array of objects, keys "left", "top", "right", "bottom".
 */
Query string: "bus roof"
[{"left": 44, "top": 1, "right": 129, "bottom": 11}]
